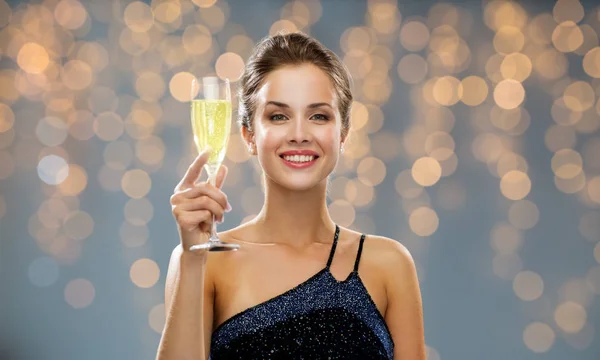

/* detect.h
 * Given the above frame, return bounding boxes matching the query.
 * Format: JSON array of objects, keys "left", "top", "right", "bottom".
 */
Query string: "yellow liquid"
[{"left": 191, "top": 99, "right": 232, "bottom": 175}]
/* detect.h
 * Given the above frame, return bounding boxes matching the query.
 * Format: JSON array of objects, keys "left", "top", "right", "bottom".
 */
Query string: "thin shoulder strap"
[
  {"left": 325, "top": 224, "right": 340, "bottom": 268},
  {"left": 353, "top": 234, "right": 367, "bottom": 272}
]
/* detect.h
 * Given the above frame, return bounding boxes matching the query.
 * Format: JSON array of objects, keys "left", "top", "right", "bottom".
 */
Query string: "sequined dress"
[{"left": 208, "top": 224, "right": 395, "bottom": 359}]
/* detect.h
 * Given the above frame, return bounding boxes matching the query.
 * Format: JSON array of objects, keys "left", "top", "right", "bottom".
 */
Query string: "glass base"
[{"left": 189, "top": 240, "right": 240, "bottom": 252}]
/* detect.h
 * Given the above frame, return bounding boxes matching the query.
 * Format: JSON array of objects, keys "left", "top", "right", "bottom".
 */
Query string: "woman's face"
[{"left": 245, "top": 63, "right": 344, "bottom": 191}]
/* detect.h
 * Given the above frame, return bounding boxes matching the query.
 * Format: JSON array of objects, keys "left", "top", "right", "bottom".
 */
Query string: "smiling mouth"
[{"left": 279, "top": 154, "right": 320, "bottom": 167}]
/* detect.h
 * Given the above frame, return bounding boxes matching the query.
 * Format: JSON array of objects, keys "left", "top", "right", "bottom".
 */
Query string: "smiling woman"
[{"left": 157, "top": 32, "right": 426, "bottom": 360}]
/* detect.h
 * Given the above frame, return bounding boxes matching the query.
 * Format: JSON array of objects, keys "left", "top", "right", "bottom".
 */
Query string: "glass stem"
[{"left": 208, "top": 168, "right": 219, "bottom": 242}]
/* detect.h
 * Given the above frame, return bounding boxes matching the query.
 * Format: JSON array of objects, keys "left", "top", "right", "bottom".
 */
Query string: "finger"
[
  {"left": 177, "top": 149, "right": 211, "bottom": 190},
  {"left": 178, "top": 196, "right": 225, "bottom": 222},
  {"left": 177, "top": 184, "right": 228, "bottom": 211},
  {"left": 179, "top": 210, "right": 212, "bottom": 231},
  {"left": 215, "top": 164, "right": 228, "bottom": 189}
]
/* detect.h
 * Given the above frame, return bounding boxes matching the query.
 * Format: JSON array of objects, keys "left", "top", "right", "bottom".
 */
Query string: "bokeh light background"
[{"left": 1, "top": 0, "right": 600, "bottom": 359}]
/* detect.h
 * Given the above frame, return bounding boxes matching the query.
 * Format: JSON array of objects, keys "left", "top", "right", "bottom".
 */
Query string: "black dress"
[{"left": 208, "top": 224, "right": 395, "bottom": 359}]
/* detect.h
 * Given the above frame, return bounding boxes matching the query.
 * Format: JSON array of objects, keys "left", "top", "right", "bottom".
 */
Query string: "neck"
[{"left": 250, "top": 176, "right": 337, "bottom": 248}]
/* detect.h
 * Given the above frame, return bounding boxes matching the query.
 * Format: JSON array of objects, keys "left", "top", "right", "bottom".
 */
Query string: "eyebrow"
[{"left": 265, "top": 101, "right": 333, "bottom": 109}]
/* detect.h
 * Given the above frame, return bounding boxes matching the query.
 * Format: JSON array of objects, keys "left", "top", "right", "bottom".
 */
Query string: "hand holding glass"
[{"left": 189, "top": 76, "right": 240, "bottom": 252}]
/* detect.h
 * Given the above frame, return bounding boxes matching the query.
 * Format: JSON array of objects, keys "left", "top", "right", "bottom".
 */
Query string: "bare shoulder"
[{"left": 362, "top": 234, "right": 416, "bottom": 284}]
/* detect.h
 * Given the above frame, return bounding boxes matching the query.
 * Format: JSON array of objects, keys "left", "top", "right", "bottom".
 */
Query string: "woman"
[{"left": 157, "top": 32, "right": 425, "bottom": 359}]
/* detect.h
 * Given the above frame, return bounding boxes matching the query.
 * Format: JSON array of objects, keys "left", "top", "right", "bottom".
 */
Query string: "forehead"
[{"left": 256, "top": 64, "right": 336, "bottom": 107}]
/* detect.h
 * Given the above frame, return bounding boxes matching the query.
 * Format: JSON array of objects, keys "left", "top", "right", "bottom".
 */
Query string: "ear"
[{"left": 241, "top": 125, "right": 254, "bottom": 147}]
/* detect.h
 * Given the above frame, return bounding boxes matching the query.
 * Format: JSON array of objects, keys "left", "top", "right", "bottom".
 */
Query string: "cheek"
[{"left": 318, "top": 126, "right": 340, "bottom": 149}]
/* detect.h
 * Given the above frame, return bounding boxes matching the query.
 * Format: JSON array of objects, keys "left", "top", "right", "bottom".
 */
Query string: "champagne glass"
[{"left": 189, "top": 76, "right": 240, "bottom": 252}]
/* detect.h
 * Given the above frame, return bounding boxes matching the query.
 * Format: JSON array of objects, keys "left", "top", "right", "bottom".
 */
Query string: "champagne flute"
[{"left": 189, "top": 76, "right": 240, "bottom": 252}]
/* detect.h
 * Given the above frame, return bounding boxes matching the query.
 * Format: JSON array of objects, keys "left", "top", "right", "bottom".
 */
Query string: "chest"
[{"left": 212, "top": 244, "right": 388, "bottom": 331}]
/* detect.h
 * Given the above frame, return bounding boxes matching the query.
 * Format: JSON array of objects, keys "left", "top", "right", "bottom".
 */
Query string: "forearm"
[{"left": 156, "top": 252, "right": 207, "bottom": 360}]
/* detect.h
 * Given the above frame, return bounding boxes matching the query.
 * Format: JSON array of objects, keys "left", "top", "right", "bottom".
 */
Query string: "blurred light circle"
[
  {"left": 215, "top": 52, "right": 244, "bottom": 82},
  {"left": 494, "top": 79, "right": 525, "bottom": 109},
  {"left": 357, "top": 157, "right": 386, "bottom": 186},
  {"left": 149, "top": 303, "right": 166, "bottom": 333},
  {"left": 63, "top": 210, "right": 94, "bottom": 241},
  {"left": 534, "top": 48, "right": 568, "bottom": 80},
  {"left": 554, "top": 301, "right": 587, "bottom": 333},
  {"left": 551, "top": 149, "right": 582, "bottom": 179},
  {"left": 459, "top": 76, "right": 488, "bottom": 106},
  {"left": 496, "top": 151, "right": 529, "bottom": 178},
  {"left": 555, "top": 171, "right": 586, "bottom": 194},
  {"left": 490, "top": 223, "right": 523, "bottom": 254},
  {"left": 64, "top": 278, "right": 95, "bottom": 309},
  {"left": 397, "top": 54, "right": 428, "bottom": 84},
  {"left": 169, "top": 72, "right": 196, "bottom": 102},
  {"left": 36, "top": 116, "right": 68, "bottom": 147},
  {"left": 553, "top": 0, "right": 584, "bottom": 24},
  {"left": 523, "top": 322, "right": 555, "bottom": 353},
  {"left": 552, "top": 21, "right": 584, "bottom": 53},
  {"left": 411, "top": 157, "right": 442, "bottom": 187},
  {"left": 93, "top": 112, "right": 124, "bottom": 141},
  {"left": 136, "top": 72, "right": 165, "bottom": 101},
  {"left": 329, "top": 199, "right": 355, "bottom": 227},
  {"left": 17, "top": 43, "right": 49, "bottom": 74},
  {"left": 121, "top": 169, "right": 151, "bottom": 199},
  {"left": 269, "top": 20, "right": 297, "bottom": 36},
  {"left": 563, "top": 81, "right": 595, "bottom": 112},
  {"left": 500, "top": 52, "right": 532, "bottom": 82},
  {"left": 399, "top": 21, "right": 430, "bottom": 52},
  {"left": 508, "top": 200, "right": 540, "bottom": 230},
  {"left": 588, "top": 176, "right": 600, "bottom": 204},
  {"left": 500, "top": 170, "right": 531, "bottom": 200},
  {"left": 494, "top": 26, "right": 525, "bottom": 54},
  {"left": 124, "top": 1, "right": 154, "bottom": 33},
  {"left": 77, "top": 42, "right": 109, "bottom": 72},
  {"left": 432, "top": 76, "right": 460, "bottom": 106},
  {"left": 513, "top": 271, "right": 544, "bottom": 301},
  {"left": 153, "top": 1, "right": 181, "bottom": 23},
  {"left": 58, "top": 164, "right": 88, "bottom": 196},
  {"left": 54, "top": 0, "right": 88, "bottom": 30},
  {"left": 37, "top": 155, "right": 69, "bottom": 185},
  {"left": 61, "top": 60, "right": 93, "bottom": 91},
  {"left": 582, "top": 47, "right": 600, "bottom": 78},
  {"left": 0, "top": 103, "right": 15, "bottom": 133},
  {"left": 182, "top": 24, "right": 212, "bottom": 54},
  {"left": 28, "top": 256, "right": 60, "bottom": 287},
  {"left": 425, "top": 131, "right": 455, "bottom": 161},
  {"left": 130, "top": 258, "right": 160, "bottom": 288},
  {"left": 579, "top": 212, "right": 600, "bottom": 242},
  {"left": 408, "top": 206, "right": 439, "bottom": 237}
]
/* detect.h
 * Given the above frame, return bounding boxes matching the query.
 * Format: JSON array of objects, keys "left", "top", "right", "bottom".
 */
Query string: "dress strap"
[
  {"left": 353, "top": 234, "right": 366, "bottom": 272},
  {"left": 325, "top": 224, "right": 340, "bottom": 268}
]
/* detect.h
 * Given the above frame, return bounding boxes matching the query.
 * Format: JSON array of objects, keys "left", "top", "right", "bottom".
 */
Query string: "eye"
[
  {"left": 311, "top": 113, "right": 330, "bottom": 121},
  {"left": 269, "top": 114, "right": 287, "bottom": 121}
]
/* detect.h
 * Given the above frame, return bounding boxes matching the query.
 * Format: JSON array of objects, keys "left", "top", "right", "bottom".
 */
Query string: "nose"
[{"left": 287, "top": 117, "right": 311, "bottom": 144}]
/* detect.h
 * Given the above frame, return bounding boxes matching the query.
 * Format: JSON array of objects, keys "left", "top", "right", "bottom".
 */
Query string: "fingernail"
[{"left": 225, "top": 202, "right": 232, "bottom": 212}]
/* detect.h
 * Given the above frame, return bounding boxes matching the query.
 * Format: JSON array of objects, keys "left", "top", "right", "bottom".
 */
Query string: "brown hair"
[{"left": 237, "top": 32, "right": 353, "bottom": 140}]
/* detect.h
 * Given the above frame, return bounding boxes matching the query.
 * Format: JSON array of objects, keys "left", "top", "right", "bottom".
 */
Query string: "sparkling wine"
[{"left": 190, "top": 99, "right": 232, "bottom": 175}]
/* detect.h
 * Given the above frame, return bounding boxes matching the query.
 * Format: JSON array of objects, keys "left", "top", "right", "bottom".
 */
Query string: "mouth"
[{"left": 279, "top": 154, "right": 319, "bottom": 168}]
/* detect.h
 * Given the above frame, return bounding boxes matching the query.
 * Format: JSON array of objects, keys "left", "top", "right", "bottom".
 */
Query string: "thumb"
[{"left": 215, "top": 164, "right": 228, "bottom": 189}]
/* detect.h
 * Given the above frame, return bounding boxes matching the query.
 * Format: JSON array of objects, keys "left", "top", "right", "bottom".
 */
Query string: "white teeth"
[{"left": 283, "top": 155, "right": 315, "bottom": 163}]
